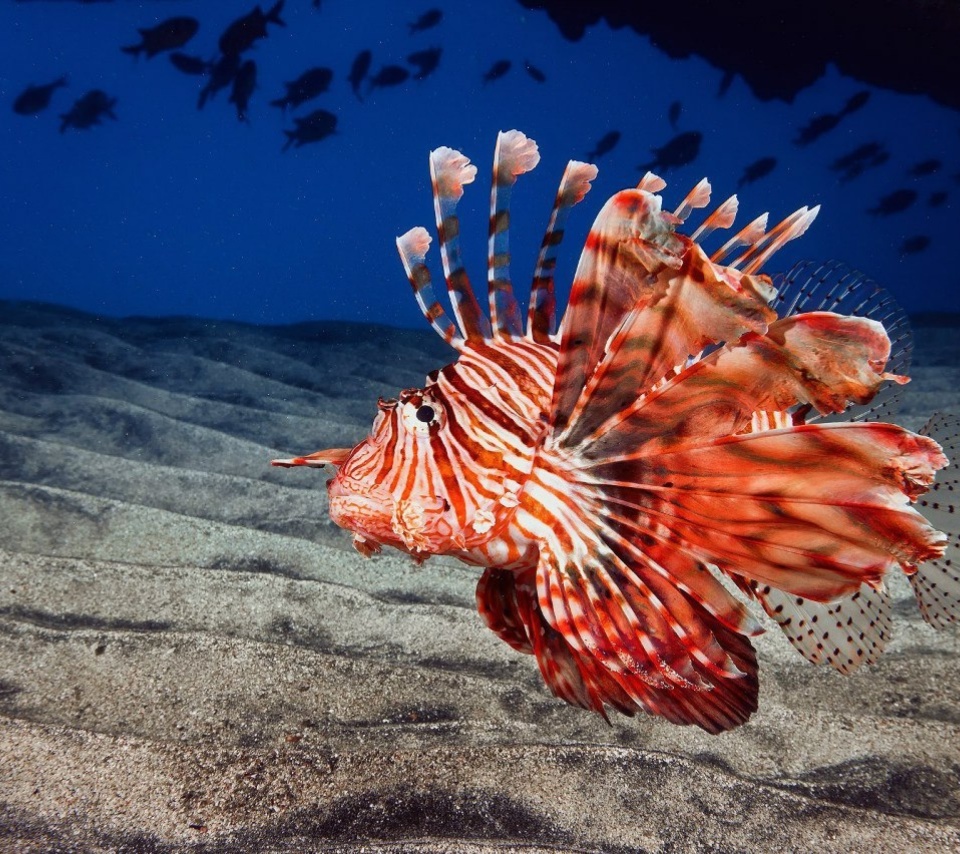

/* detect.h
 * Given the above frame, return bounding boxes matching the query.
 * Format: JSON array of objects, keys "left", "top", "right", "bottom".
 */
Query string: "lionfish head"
[{"left": 322, "top": 344, "right": 542, "bottom": 560}]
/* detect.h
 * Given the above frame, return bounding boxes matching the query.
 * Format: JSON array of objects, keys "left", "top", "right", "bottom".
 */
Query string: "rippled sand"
[{"left": 1, "top": 301, "right": 958, "bottom": 851}]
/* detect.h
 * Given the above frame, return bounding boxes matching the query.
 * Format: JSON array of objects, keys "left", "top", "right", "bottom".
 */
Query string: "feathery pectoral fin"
[{"left": 525, "top": 510, "right": 759, "bottom": 732}]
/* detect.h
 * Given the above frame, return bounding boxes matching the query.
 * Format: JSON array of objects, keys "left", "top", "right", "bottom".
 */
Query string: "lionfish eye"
[{"left": 400, "top": 398, "right": 445, "bottom": 435}]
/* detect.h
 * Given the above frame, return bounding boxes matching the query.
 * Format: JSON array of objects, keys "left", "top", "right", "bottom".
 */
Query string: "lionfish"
[{"left": 274, "top": 130, "right": 958, "bottom": 733}]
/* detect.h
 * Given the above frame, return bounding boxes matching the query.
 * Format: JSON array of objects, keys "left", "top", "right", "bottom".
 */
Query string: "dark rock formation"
[{"left": 519, "top": 0, "right": 960, "bottom": 110}]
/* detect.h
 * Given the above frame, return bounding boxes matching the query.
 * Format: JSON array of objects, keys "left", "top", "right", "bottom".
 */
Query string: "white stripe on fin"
[
  {"left": 735, "top": 206, "right": 820, "bottom": 274},
  {"left": 488, "top": 130, "right": 540, "bottom": 337},
  {"left": 637, "top": 172, "right": 666, "bottom": 193},
  {"left": 690, "top": 194, "right": 738, "bottom": 242},
  {"left": 711, "top": 212, "right": 768, "bottom": 263},
  {"left": 673, "top": 178, "right": 711, "bottom": 222},
  {"left": 396, "top": 226, "right": 464, "bottom": 348}
]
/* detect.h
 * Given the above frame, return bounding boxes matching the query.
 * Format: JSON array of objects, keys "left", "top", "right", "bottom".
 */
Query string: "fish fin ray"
[
  {"left": 753, "top": 582, "right": 892, "bottom": 673},
  {"left": 911, "top": 413, "right": 960, "bottom": 628},
  {"left": 396, "top": 226, "right": 463, "bottom": 348},
  {"left": 528, "top": 159, "right": 598, "bottom": 342},
  {"left": 488, "top": 130, "right": 539, "bottom": 338},
  {"left": 429, "top": 145, "right": 491, "bottom": 341}
]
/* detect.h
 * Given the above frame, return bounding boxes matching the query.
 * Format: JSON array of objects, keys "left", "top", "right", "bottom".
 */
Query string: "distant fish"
[
  {"left": 219, "top": 1, "right": 285, "bottom": 56},
  {"left": 524, "top": 60, "right": 546, "bottom": 83},
  {"left": 868, "top": 188, "right": 917, "bottom": 215},
  {"left": 369, "top": 65, "right": 410, "bottom": 92},
  {"left": 349, "top": 49, "right": 373, "bottom": 101},
  {"left": 409, "top": 9, "right": 442, "bottom": 34},
  {"left": 60, "top": 89, "right": 117, "bottom": 133},
  {"left": 717, "top": 70, "right": 734, "bottom": 98},
  {"left": 737, "top": 156, "right": 777, "bottom": 188},
  {"left": 13, "top": 76, "right": 67, "bottom": 115},
  {"left": 928, "top": 190, "right": 948, "bottom": 208},
  {"left": 794, "top": 112, "right": 841, "bottom": 146},
  {"left": 230, "top": 59, "right": 257, "bottom": 122},
  {"left": 198, "top": 53, "right": 241, "bottom": 109},
  {"left": 169, "top": 53, "right": 211, "bottom": 76},
  {"left": 270, "top": 66, "right": 333, "bottom": 110},
  {"left": 900, "top": 235, "right": 930, "bottom": 254},
  {"left": 638, "top": 130, "right": 702, "bottom": 172},
  {"left": 830, "top": 141, "right": 889, "bottom": 183},
  {"left": 840, "top": 90, "right": 870, "bottom": 116},
  {"left": 586, "top": 130, "right": 621, "bottom": 160},
  {"left": 283, "top": 108, "right": 337, "bottom": 150},
  {"left": 909, "top": 158, "right": 941, "bottom": 177},
  {"left": 407, "top": 48, "right": 442, "bottom": 80},
  {"left": 313, "top": 0, "right": 322, "bottom": 8},
  {"left": 483, "top": 59, "right": 511, "bottom": 84},
  {"left": 668, "top": 100, "right": 681, "bottom": 130},
  {"left": 121, "top": 16, "right": 199, "bottom": 59}
]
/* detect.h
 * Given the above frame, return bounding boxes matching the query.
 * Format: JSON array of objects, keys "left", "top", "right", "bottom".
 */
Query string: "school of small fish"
[{"left": 274, "top": 130, "right": 958, "bottom": 732}]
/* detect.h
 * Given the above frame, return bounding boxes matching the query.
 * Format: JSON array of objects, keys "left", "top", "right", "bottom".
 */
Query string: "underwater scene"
[{"left": 1, "top": 1, "right": 959, "bottom": 850}]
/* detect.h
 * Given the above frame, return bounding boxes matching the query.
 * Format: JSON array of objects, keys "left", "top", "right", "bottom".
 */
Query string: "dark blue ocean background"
[{"left": 0, "top": 0, "right": 956, "bottom": 328}]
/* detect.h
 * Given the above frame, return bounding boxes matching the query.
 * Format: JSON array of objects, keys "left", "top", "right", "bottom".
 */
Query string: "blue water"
[{"left": 0, "top": 0, "right": 956, "bottom": 328}]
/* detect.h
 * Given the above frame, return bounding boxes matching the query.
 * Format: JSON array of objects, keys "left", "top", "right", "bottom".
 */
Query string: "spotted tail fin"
[
  {"left": 487, "top": 130, "right": 540, "bottom": 338},
  {"left": 527, "top": 159, "right": 598, "bottom": 342},
  {"left": 912, "top": 413, "right": 960, "bottom": 628}
]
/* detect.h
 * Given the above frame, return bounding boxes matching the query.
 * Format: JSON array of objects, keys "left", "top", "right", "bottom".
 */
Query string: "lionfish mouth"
[{"left": 326, "top": 475, "right": 397, "bottom": 543}]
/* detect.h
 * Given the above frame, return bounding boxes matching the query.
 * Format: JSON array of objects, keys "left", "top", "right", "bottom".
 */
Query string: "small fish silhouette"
[
  {"left": 407, "top": 48, "right": 442, "bottom": 81},
  {"left": 840, "top": 90, "right": 870, "bottom": 116},
  {"left": 348, "top": 50, "right": 373, "bottom": 101},
  {"left": 524, "top": 60, "right": 546, "bottom": 83},
  {"left": 908, "top": 158, "right": 941, "bottom": 177},
  {"left": 368, "top": 65, "right": 410, "bottom": 93},
  {"left": 794, "top": 113, "right": 841, "bottom": 146},
  {"left": 900, "top": 235, "right": 930, "bottom": 254},
  {"left": 13, "top": 76, "right": 67, "bottom": 115},
  {"left": 270, "top": 67, "right": 333, "bottom": 110},
  {"left": 409, "top": 9, "right": 442, "bottom": 34},
  {"left": 169, "top": 53, "right": 211, "bottom": 76},
  {"left": 482, "top": 59, "right": 511, "bottom": 84},
  {"left": 637, "top": 130, "right": 702, "bottom": 172},
  {"left": 282, "top": 108, "right": 337, "bottom": 150},
  {"left": 737, "top": 156, "right": 777, "bottom": 188},
  {"left": 668, "top": 100, "right": 681, "bottom": 130},
  {"left": 830, "top": 142, "right": 889, "bottom": 183},
  {"left": 868, "top": 188, "right": 917, "bottom": 215},
  {"left": 219, "top": 1, "right": 285, "bottom": 56},
  {"left": 60, "top": 89, "right": 117, "bottom": 133},
  {"left": 121, "top": 17, "right": 199, "bottom": 59},
  {"left": 230, "top": 60, "right": 257, "bottom": 123},
  {"left": 928, "top": 191, "right": 948, "bottom": 208},
  {"left": 586, "top": 130, "right": 621, "bottom": 160},
  {"left": 717, "top": 70, "right": 734, "bottom": 98},
  {"left": 198, "top": 53, "right": 241, "bottom": 109}
]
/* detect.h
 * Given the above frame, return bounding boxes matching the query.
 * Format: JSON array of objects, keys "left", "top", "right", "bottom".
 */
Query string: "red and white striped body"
[{"left": 273, "top": 130, "right": 957, "bottom": 733}]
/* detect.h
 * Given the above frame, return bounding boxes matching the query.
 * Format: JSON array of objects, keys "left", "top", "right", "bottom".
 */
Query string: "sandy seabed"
[{"left": 0, "top": 300, "right": 958, "bottom": 852}]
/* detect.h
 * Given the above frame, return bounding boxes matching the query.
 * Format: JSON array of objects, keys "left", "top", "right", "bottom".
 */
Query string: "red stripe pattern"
[{"left": 274, "top": 131, "right": 953, "bottom": 733}]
